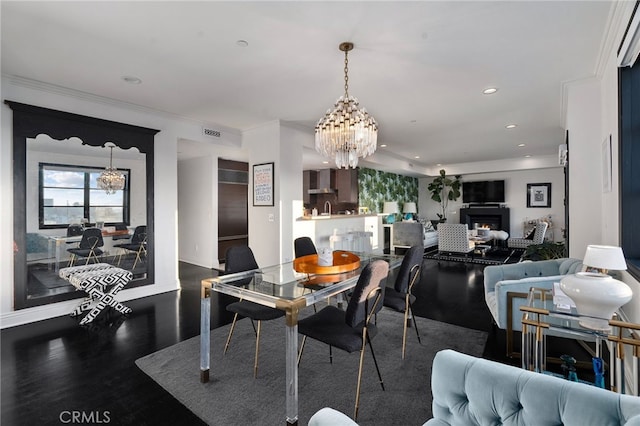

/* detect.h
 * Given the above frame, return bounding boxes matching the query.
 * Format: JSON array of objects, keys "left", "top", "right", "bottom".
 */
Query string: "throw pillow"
[{"left": 424, "top": 220, "right": 435, "bottom": 232}]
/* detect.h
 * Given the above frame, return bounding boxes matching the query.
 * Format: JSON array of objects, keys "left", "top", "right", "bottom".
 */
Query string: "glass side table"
[{"left": 520, "top": 287, "right": 640, "bottom": 395}]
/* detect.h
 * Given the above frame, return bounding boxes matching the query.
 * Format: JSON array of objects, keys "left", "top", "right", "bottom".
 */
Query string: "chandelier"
[
  {"left": 97, "top": 144, "right": 125, "bottom": 194},
  {"left": 315, "top": 42, "right": 378, "bottom": 169}
]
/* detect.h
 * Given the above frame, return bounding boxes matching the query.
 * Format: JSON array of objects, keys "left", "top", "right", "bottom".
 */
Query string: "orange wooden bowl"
[{"left": 293, "top": 251, "right": 360, "bottom": 275}]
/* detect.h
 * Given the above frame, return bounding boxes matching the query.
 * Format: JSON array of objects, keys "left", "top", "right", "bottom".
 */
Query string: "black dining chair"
[
  {"left": 382, "top": 244, "right": 423, "bottom": 359},
  {"left": 297, "top": 259, "right": 389, "bottom": 420},
  {"left": 294, "top": 236, "right": 317, "bottom": 258},
  {"left": 67, "top": 228, "right": 104, "bottom": 266},
  {"left": 223, "top": 245, "right": 285, "bottom": 378},
  {"left": 113, "top": 225, "right": 147, "bottom": 269}
]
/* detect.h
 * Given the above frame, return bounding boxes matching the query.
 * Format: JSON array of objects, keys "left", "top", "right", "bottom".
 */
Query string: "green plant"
[
  {"left": 426, "top": 169, "right": 461, "bottom": 221},
  {"left": 523, "top": 241, "right": 567, "bottom": 261}
]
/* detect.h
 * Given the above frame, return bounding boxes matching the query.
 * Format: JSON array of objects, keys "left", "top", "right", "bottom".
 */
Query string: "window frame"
[
  {"left": 620, "top": 59, "right": 640, "bottom": 281},
  {"left": 38, "top": 162, "right": 131, "bottom": 229}
]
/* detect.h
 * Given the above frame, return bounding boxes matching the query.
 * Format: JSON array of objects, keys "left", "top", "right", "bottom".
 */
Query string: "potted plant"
[{"left": 427, "top": 169, "right": 462, "bottom": 223}]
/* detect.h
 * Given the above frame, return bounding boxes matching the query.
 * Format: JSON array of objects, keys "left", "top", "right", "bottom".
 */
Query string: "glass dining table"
[{"left": 199, "top": 251, "right": 402, "bottom": 425}]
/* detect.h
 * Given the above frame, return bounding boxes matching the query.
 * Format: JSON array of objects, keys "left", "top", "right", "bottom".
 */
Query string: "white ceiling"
[{"left": 1, "top": 1, "right": 614, "bottom": 176}]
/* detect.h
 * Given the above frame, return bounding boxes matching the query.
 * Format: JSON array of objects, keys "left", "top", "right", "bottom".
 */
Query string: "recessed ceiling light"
[
  {"left": 322, "top": 161, "right": 329, "bottom": 164},
  {"left": 410, "top": 120, "right": 417, "bottom": 123},
  {"left": 380, "top": 144, "right": 387, "bottom": 148},
  {"left": 122, "top": 75, "right": 142, "bottom": 85},
  {"left": 525, "top": 154, "right": 532, "bottom": 158},
  {"left": 436, "top": 163, "right": 442, "bottom": 166},
  {"left": 236, "top": 40, "right": 249, "bottom": 47},
  {"left": 483, "top": 87, "right": 498, "bottom": 95},
  {"left": 414, "top": 156, "right": 420, "bottom": 159},
  {"left": 518, "top": 143, "right": 526, "bottom": 147},
  {"left": 506, "top": 124, "right": 517, "bottom": 129}
]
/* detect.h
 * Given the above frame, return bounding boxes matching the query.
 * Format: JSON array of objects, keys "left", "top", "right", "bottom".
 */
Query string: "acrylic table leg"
[
  {"left": 200, "top": 285, "right": 211, "bottom": 383},
  {"left": 285, "top": 308, "right": 299, "bottom": 426}
]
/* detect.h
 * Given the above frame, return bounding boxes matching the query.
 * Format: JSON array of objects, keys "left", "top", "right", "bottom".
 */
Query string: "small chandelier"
[
  {"left": 315, "top": 42, "right": 378, "bottom": 169},
  {"left": 97, "top": 144, "right": 125, "bottom": 194}
]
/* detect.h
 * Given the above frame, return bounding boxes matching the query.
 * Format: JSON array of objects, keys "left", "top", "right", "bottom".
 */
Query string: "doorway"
[{"left": 218, "top": 159, "right": 248, "bottom": 264}]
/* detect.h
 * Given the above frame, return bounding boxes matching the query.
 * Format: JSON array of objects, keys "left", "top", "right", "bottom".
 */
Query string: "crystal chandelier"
[
  {"left": 315, "top": 42, "right": 378, "bottom": 169},
  {"left": 97, "top": 144, "right": 125, "bottom": 194}
]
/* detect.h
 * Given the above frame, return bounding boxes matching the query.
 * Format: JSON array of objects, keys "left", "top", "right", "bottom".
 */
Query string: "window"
[
  {"left": 620, "top": 59, "right": 640, "bottom": 279},
  {"left": 39, "top": 163, "right": 130, "bottom": 229}
]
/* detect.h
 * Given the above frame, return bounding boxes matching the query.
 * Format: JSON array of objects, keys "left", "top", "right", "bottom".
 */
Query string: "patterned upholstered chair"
[
  {"left": 507, "top": 221, "right": 548, "bottom": 249},
  {"left": 437, "top": 223, "right": 474, "bottom": 256}
]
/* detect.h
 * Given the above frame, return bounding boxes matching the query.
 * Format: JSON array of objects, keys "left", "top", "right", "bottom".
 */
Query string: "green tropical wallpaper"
[{"left": 358, "top": 168, "right": 418, "bottom": 214}]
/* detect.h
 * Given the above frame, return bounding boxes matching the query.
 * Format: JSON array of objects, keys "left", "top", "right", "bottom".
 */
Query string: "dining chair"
[
  {"left": 67, "top": 228, "right": 104, "bottom": 267},
  {"left": 223, "top": 245, "right": 285, "bottom": 378},
  {"left": 297, "top": 259, "right": 390, "bottom": 420},
  {"left": 382, "top": 244, "right": 423, "bottom": 359},
  {"left": 294, "top": 236, "right": 317, "bottom": 258},
  {"left": 113, "top": 225, "right": 147, "bottom": 269}
]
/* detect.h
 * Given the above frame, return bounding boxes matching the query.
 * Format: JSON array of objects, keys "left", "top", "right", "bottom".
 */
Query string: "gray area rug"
[{"left": 136, "top": 307, "right": 487, "bottom": 426}]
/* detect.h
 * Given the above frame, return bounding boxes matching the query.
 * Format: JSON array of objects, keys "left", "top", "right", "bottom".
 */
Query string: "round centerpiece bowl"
[{"left": 560, "top": 272, "right": 632, "bottom": 330}]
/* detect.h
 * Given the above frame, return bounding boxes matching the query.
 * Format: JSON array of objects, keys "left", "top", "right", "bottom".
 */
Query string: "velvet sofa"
[
  {"left": 308, "top": 349, "right": 640, "bottom": 426},
  {"left": 484, "top": 258, "right": 583, "bottom": 343}
]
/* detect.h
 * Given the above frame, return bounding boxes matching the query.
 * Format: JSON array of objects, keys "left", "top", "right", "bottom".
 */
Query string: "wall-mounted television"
[{"left": 462, "top": 180, "right": 505, "bottom": 204}]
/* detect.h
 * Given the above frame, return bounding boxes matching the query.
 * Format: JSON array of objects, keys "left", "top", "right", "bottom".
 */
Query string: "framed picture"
[
  {"left": 253, "top": 162, "right": 274, "bottom": 206},
  {"left": 602, "top": 135, "right": 612, "bottom": 193},
  {"left": 527, "top": 183, "right": 551, "bottom": 208}
]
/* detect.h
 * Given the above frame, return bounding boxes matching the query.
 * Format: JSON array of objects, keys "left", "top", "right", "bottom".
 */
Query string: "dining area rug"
[{"left": 136, "top": 307, "right": 487, "bottom": 425}]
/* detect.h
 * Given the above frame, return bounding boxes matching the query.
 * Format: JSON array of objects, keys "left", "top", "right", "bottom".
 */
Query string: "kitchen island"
[{"left": 293, "top": 214, "right": 384, "bottom": 253}]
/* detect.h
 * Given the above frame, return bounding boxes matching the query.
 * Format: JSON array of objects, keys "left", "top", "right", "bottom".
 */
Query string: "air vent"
[{"left": 203, "top": 127, "right": 221, "bottom": 138}]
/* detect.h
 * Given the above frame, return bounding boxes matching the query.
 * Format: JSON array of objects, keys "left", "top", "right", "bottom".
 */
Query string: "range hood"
[{"left": 308, "top": 188, "right": 335, "bottom": 194}]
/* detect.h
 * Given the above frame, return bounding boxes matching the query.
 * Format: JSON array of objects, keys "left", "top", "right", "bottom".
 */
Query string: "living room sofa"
[
  {"left": 392, "top": 221, "right": 437, "bottom": 254},
  {"left": 308, "top": 349, "right": 640, "bottom": 425},
  {"left": 484, "top": 257, "right": 583, "bottom": 331}
]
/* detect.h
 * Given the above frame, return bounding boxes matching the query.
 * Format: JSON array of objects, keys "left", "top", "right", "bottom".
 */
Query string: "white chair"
[
  {"left": 507, "top": 221, "right": 548, "bottom": 249},
  {"left": 437, "top": 223, "right": 474, "bottom": 256}
]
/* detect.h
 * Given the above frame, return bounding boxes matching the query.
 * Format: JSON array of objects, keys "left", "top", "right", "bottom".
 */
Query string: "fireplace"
[{"left": 459, "top": 207, "right": 510, "bottom": 234}]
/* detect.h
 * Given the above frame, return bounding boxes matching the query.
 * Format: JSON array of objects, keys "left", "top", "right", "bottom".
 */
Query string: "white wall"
[
  {"left": 0, "top": 76, "right": 239, "bottom": 328},
  {"left": 177, "top": 156, "right": 215, "bottom": 268},
  {"left": 563, "top": 1, "right": 640, "bottom": 324},
  {"left": 419, "top": 167, "right": 565, "bottom": 240},
  {"left": 243, "top": 121, "right": 307, "bottom": 267}
]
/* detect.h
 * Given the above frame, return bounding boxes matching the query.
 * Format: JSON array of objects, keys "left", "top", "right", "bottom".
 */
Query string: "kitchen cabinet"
[
  {"left": 302, "top": 170, "right": 317, "bottom": 204},
  {"left": 336, "top": 168, "right": 358, "bottom": 203}
]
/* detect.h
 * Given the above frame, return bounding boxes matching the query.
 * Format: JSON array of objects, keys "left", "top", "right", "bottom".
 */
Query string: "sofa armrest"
[{"left": 491, "top": 275, "right": 564, "bottom": 330}]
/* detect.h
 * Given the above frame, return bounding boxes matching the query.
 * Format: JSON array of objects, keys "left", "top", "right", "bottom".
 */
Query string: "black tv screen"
[{"left": 462, "top": 180, "right": 505, "bottom": 203}]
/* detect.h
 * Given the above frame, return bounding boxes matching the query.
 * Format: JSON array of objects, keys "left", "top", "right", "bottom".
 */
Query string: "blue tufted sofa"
[
  {"left": 308, "top": 349, "right": 640, "bottom": 425},
  {"left": 484, "top": 258, "right": 583, "bottom": 337}
]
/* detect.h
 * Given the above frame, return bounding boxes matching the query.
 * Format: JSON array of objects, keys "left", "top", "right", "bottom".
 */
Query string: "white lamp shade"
[
  {"left": 583, "top": 245, "right": 627, "bottom": 271},
  {"left": 383, "top": 202, "right": 399, "bottom": 214},
  {"left": 402, "top": 202, "right": 417, "bottom": 214}
]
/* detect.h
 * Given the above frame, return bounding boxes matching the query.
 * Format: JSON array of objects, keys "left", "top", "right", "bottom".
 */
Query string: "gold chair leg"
[
  {"left": 254, "top": 320, "right": 261, "bottom": 378},
  {"left": 297, "top": 335, "right": 307, "bottom": 366},
  {"left": 354, "top": 331, "right": 368, "bottom": 421},
  {"left": 224, "top": 313, "right": 239, "bottom": 354},
  {"left": 402, "top": 294, "right": 410, "bottom": 360}
]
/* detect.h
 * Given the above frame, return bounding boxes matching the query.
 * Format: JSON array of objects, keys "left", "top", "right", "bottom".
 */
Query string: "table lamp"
[
  {"left": 559, "top": 245, "right": 632, "bottom": 330},
  {"left": 382, "top": 202, "right": 398, "bottom": 224},
  {"left": 403, "top": 202, "right": 417, "bottom": 221}
]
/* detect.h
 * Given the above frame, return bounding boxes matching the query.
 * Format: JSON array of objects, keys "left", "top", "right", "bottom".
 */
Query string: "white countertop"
[{"left": 297, "top": 214, "right": 380, "bottom": 221}]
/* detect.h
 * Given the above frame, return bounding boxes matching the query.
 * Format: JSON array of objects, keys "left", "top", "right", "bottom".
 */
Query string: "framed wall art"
[
  {"left": 527, "top": 183, "right": 551, "bottom": 208},
  {"left": 253, "top": 162, "right": 274, "bottom": 206}
]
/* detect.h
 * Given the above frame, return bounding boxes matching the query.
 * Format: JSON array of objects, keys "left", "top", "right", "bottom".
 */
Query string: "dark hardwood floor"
[{"left": 1, "top": 258, "right": 584, "bottom": 425}]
